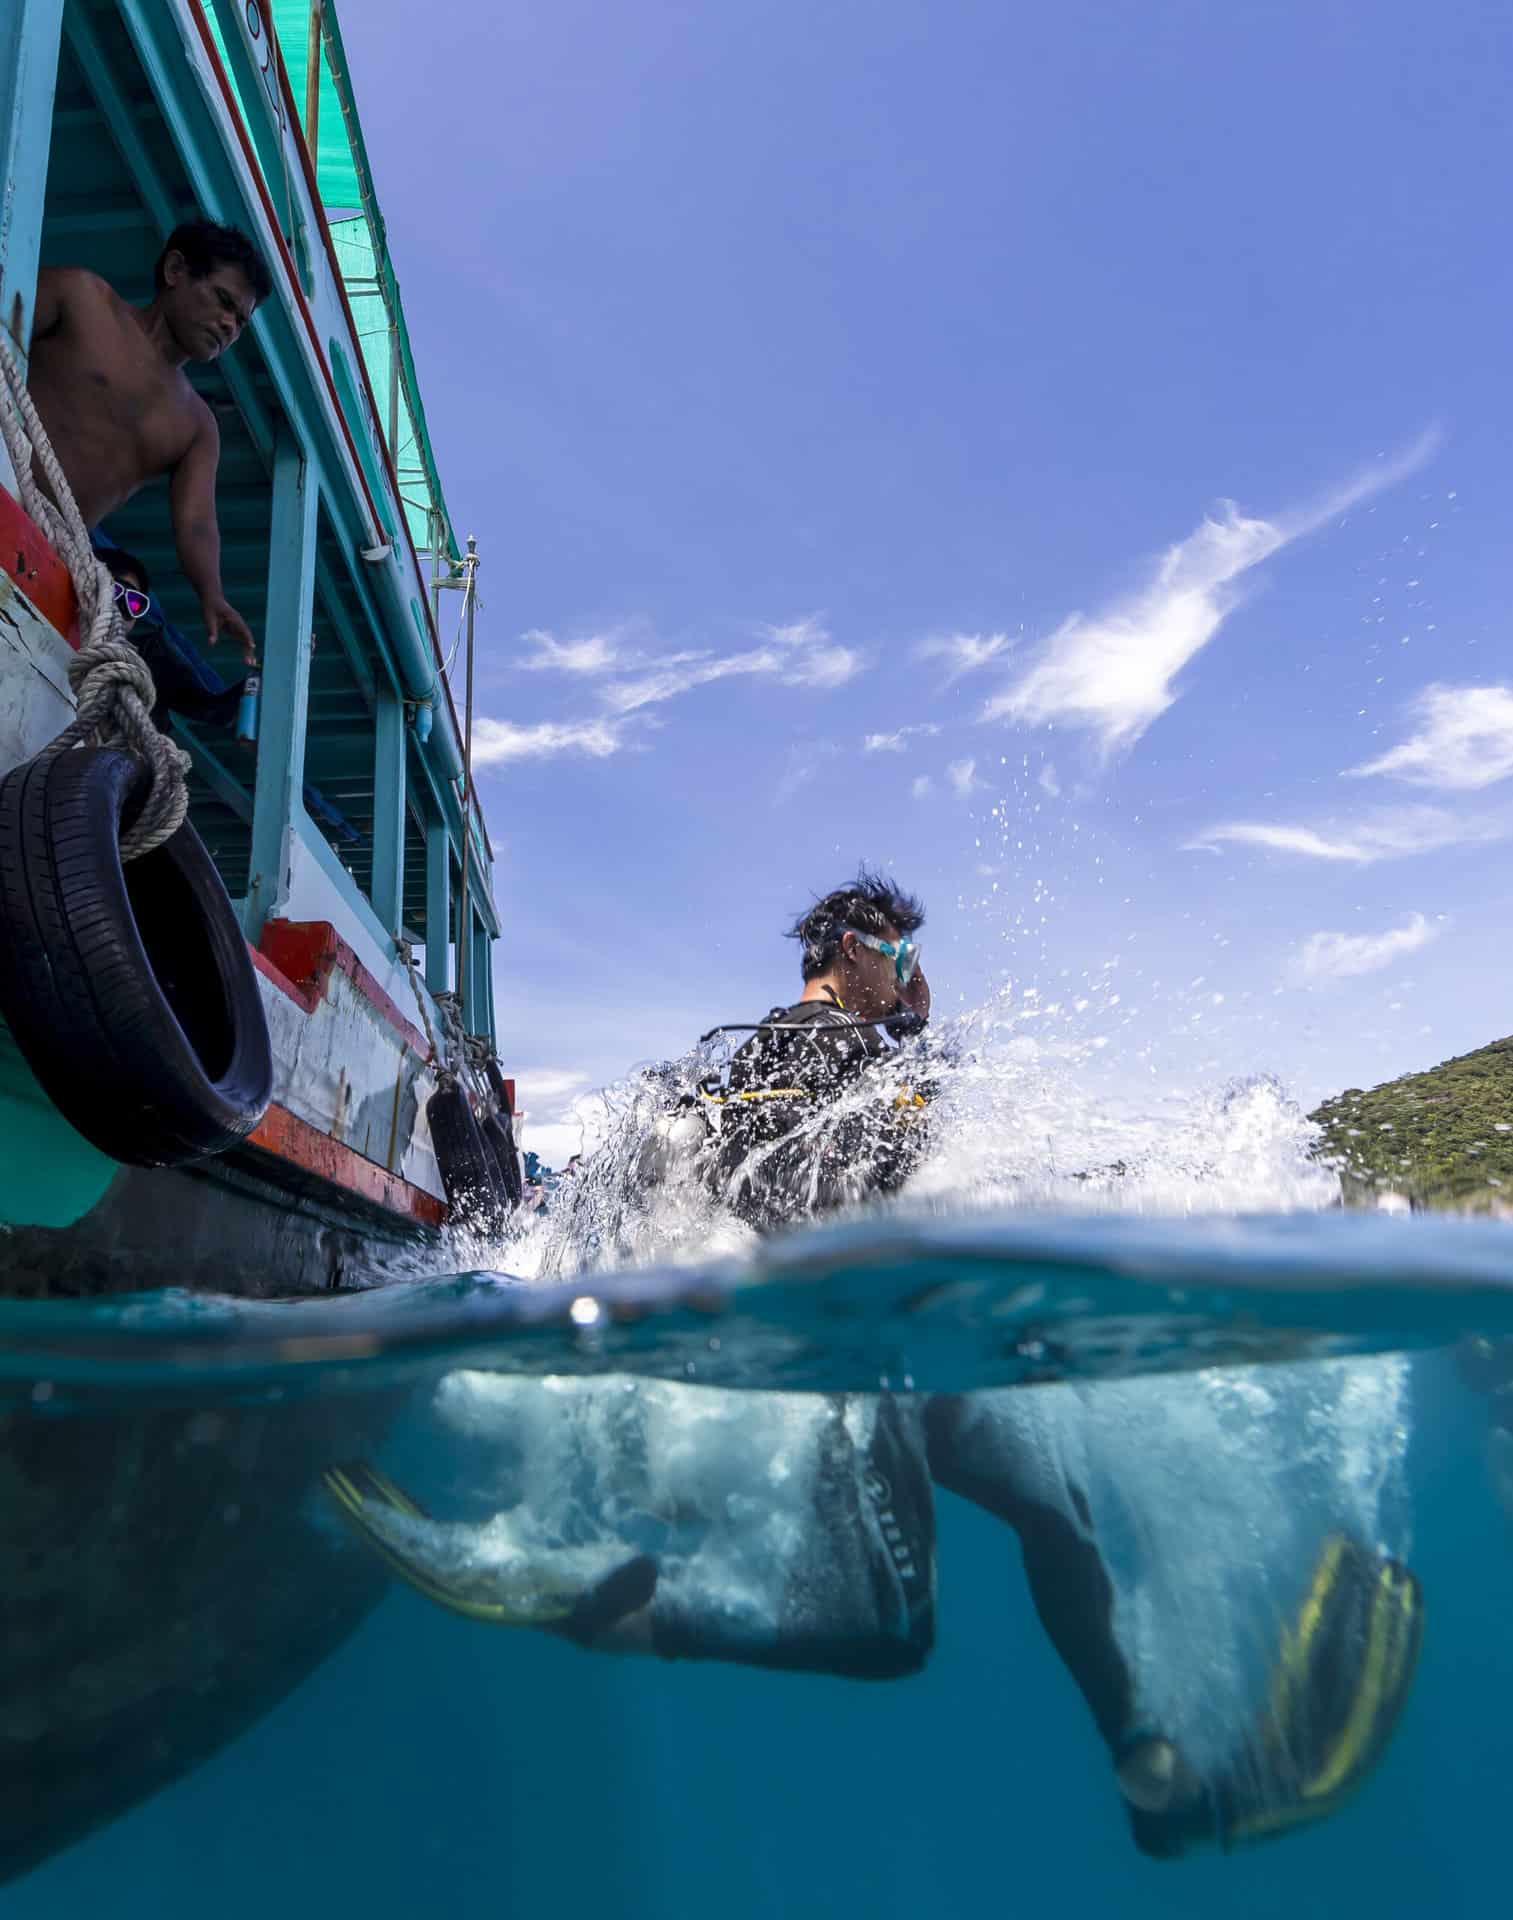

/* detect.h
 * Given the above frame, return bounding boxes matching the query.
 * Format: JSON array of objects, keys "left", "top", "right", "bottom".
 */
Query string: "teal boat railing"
[{"left": 0, "top": 0, "right": 499, "bottom": 1045}]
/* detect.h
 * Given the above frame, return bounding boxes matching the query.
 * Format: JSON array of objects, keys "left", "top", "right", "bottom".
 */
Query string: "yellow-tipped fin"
[
  {"left": 1225, "top": 1534, "right": 1423, "bottom": 1846},
  {"left": 322, "top": 1461, "right": 572, "bottom": 1624},
  {"left": 322, "top": 1461, "right": 657, "bottom": 1633}
]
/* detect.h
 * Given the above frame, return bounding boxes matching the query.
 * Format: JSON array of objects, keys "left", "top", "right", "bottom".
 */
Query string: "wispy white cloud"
[
  {"left": 1191, "top": 822, "right": 1367, "bottom": 862},
  {"left": 984, "top": 507, "right": 1278, "bottom": 751},
  {"left": 947, "top": 756, "right": 981, "bottom": 796},
  {"left": 984, "top": 431, "right": 1441, "bottom": 756},
  {"left": 598, "top": 614, "right": 863, "bottom": 714},
  {"left": 762, "top": 615, "right": 865, "bottom": 690},
  {"left": 864, "top": 723, "right": 942, "bottom": 752},
  {"left": 764, "top": 616, "right": 827, "bottom": 650},
  {"left": 1287, "top": 913, "right": 1439, "bottom": 984},
  {"left": 785, "top": 643, "right": 865, "bottom": 689},
  {"left": 918, "top": 631, "right": 1016, "bottom": 682},
  {"left": 518, "top": 628, "right": 624, "bottom": 674},
  {"left": 1345, "top": 683, "right": 1513, "bottom": 791},
  {"left": 1188, "top": 803, "right": 1507, "bottom": 864},
  {"left": 471, "top": 715, "right": 627, "bottom": 764},
  {"left": 1038, "top": 762, "right": 1061, "bottom": 797},
  {"left": 911, "top": 774, "right": 934, "bottom": 800},
  {"left": 478, "top": 616, "right": 864, "bottom": 771},
  {"left": 601, "top": 648, "right": 779, "bottom": 713}
]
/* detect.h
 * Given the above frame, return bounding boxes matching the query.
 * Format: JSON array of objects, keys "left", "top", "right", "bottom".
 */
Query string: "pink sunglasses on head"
[{"left": 112, "top": 580, "right": 151, "bottom": 621}]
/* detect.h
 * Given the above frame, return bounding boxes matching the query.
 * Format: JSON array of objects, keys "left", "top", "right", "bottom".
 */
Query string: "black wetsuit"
[
  {"left": 711, "top": 996, "right": 927, "bottom": 1230},
  {"left": 647, "top": 1391, "right": 938, "bottom": 1681},
  {"left": 698, "top": 994, "right": 1138, "bottom": 1772},
  {"left": 131, "top": 623, "right": 242, "bottom": 731}
]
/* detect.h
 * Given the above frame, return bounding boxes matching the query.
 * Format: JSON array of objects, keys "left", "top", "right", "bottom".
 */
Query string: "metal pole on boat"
[
  {"left": 455, "top": 534, "right": 479, "bottom": 1027},
  {"left": 304, "top": 0, "right": 322, "bottom": 153},
  {"left": 387, "top": 323, "right": 401, "bottom": 460}
]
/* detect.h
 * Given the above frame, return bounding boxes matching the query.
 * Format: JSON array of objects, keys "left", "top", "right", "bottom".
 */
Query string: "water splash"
[
  {"left": 468, "top": 980, "right": 1417, "bottom": 1773},
  {"left": 500, "top": 979, "right": 1340, "bottom": 1288}
]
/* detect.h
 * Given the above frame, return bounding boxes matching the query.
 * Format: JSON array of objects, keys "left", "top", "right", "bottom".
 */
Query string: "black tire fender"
[
  {"left": 482, "top": 1057, "right": 513, "bottom": 1116},
  {"left": 0, "top": 747, "right": 273, "bottom": 1167},
  {"left": 481, "top": 1108, "right": 524, "bottom": 1210},
  {"left": 427, "top": 1084, "right": 501, "bottom": 1226}
]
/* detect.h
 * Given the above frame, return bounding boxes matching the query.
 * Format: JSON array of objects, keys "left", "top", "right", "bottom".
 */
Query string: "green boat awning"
[
  {"left": 211, "top": 1, "right": 463, "bottom": 570},
  {"left": 267, "top": 0, "right": 361, "bottom": 209}
]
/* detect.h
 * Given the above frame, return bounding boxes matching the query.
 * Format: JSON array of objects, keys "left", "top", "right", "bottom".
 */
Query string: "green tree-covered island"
[{"left": 1311, "top": 1035, "right": 1513, "bottom": 1213}]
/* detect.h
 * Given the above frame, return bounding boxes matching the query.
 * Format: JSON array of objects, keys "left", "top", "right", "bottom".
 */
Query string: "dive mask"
[{"left": 847, "top": 928, "right": 921, "bottom": 987}]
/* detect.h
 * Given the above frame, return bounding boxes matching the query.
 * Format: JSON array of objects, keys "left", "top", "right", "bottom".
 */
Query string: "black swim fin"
[
  {"left": 323, "top": 1460, "right": 658, "bottom": 1633},
  {"left": 1128, "top": 1533, "right": 1423, "bottom": 1858},
  {"left": 1220, "top": 1533, "right": 1423, "bottom": 1847}
]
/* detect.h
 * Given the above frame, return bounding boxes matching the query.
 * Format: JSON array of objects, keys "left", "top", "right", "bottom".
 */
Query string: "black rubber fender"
[
  {"left": 427, "top": 1084, "right": 500, "bottom": 1225},
  {"left": 0, "top": 747, "right": 273, "bottom": 1166},
  {"left": 481, "top": 1056, "right": 513, "bottom": 1116},
  {"left": 481, "top": 1108, "right": 524, "bottom": 1210}
]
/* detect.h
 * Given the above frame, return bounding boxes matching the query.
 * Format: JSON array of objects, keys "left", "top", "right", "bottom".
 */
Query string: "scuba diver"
[
  {"left": 703, "top": 873, "right": 933, "bottom": 1228},
  {"left": 325, "top": 869, "right": 1424, "bottom": 1859}
]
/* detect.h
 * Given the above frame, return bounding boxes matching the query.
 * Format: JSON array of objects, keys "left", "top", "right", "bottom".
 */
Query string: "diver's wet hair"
[
  {"left": 155, "top": 220, "right": 274, "bottom": 304},
  {"left": 788, "top": 867, "right": 925, "bottom": 980}
]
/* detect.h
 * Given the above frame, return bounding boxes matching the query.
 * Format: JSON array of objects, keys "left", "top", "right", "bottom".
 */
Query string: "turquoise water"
[{"left": 4, "top": 1207, "right": 1513, "bottom": 1914}]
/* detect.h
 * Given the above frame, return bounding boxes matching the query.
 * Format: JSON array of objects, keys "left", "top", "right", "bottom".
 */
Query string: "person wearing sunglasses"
[
  {"left": 99, "top": 546, "right": 247, "bottom": 733},
  {"left": 705, "top": 867, "right": 933, "bottom": 1233},
  {"left": 108, "top": 563, "right": 152, "bottom": 628}
]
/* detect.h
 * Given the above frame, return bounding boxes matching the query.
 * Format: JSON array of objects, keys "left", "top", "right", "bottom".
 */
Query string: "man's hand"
[
  {"left": 172, "top": 404, "right": 257, "bottom": 660},
  {"left": 203, "top": 594, "right": 257, "bottom": 665},
  {"left": 885, "top": 966, "right": 930, "bottom": 1041}
]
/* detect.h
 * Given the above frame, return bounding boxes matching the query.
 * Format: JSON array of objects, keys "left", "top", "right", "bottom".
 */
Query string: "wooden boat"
[
  {"left": 0, "top": 0, "right": 514, "bottom": 1298},
  {"left": 0, "top": 0, "right": 517, "bottom": 1881}
]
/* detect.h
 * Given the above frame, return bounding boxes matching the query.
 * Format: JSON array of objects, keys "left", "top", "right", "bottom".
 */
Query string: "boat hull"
[
  {"left": 0, "top": 1135, "right": 439, "bottom": 1299},
  {"left": 1, "top": 528, "right": 463, "bottom": 1298},
  {"left": 0, "top": 1387, "right": 403, "bottom": 1886}
]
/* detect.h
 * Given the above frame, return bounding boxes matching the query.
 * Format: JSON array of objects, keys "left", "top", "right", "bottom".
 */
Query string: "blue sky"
[{"left": 346, "top": 0, "right": 1513, "bottom": 1163}]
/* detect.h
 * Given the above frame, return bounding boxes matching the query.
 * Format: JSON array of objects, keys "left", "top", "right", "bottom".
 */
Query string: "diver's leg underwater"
[
  {"left": 326, "top": 1378, "right": 937, "bottom": 1681},
  {"left": 927, "top": 1377, "right": 1423, "bottom": 1857},
  {"left": 325, "top": 1360, "right": 1422, "bottom": 1859}
]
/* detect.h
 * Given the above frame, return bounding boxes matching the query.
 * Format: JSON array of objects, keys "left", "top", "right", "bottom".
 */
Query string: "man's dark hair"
[
  {"left": 102, "top": 546, "right": 150, "bottom": 593},
  {"left": 788, "top": 866, "right": 925, "bottom": 981},
  {"left": 155, "top": 220, "right": 273, "bottom": 304}
]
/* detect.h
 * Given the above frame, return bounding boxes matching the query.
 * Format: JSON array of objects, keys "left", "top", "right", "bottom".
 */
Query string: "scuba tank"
[{"left": 634, "top": 1092, "right": 715, "bottom": 1188}]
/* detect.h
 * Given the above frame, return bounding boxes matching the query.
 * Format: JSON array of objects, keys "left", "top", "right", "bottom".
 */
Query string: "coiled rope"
[
  {"left": 0, "top": 329, "right": 191, "bottom": 859},
  {"left": 399, "top": 940, "right": 444, "bottom": 1077}
]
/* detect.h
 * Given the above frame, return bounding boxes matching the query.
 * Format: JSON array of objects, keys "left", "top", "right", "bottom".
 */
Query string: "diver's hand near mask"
[{"left": 884, "top": 965, "right": 931, "bottom": 1042}]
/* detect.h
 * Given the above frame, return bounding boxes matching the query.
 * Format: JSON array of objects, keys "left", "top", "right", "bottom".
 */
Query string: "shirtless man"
[{"left": 27, "top": 219, "right": 273, "bottom": 664}]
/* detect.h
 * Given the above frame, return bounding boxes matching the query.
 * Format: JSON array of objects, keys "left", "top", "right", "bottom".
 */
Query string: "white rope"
[
  {"left": 0, "top": 330, "right": 191, "bottom": 859},
  {"left": 400, "top": 959, "right": 491, "bottom": 1112},
  {"left": 433, "top": 987, "right": 489, "bottom": 1102},
  {"left": 440, "top": 562, "right": 471, "bottom": 679},
  {"left": 398, "top": 940, "right": 443, "bottom": 1073}
]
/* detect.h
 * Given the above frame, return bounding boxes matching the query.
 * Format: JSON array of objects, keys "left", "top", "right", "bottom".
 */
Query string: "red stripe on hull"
[
  {"left": 258, "top": 918, "right": 432, "bottom": 1058},
  {"left": 248, "top": 938, "right": 319, "bottom": 1014},
  {"left": 0, "top": 487, "right": 79, "bottom": 647},
  {"left": 247, "top": 1101, "right": 446, "bottom": 1227}
]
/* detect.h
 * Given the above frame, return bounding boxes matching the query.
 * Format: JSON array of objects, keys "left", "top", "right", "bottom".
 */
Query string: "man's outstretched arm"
[{"left": 170, "top": 406, "right": 256, "bottom": 664}]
